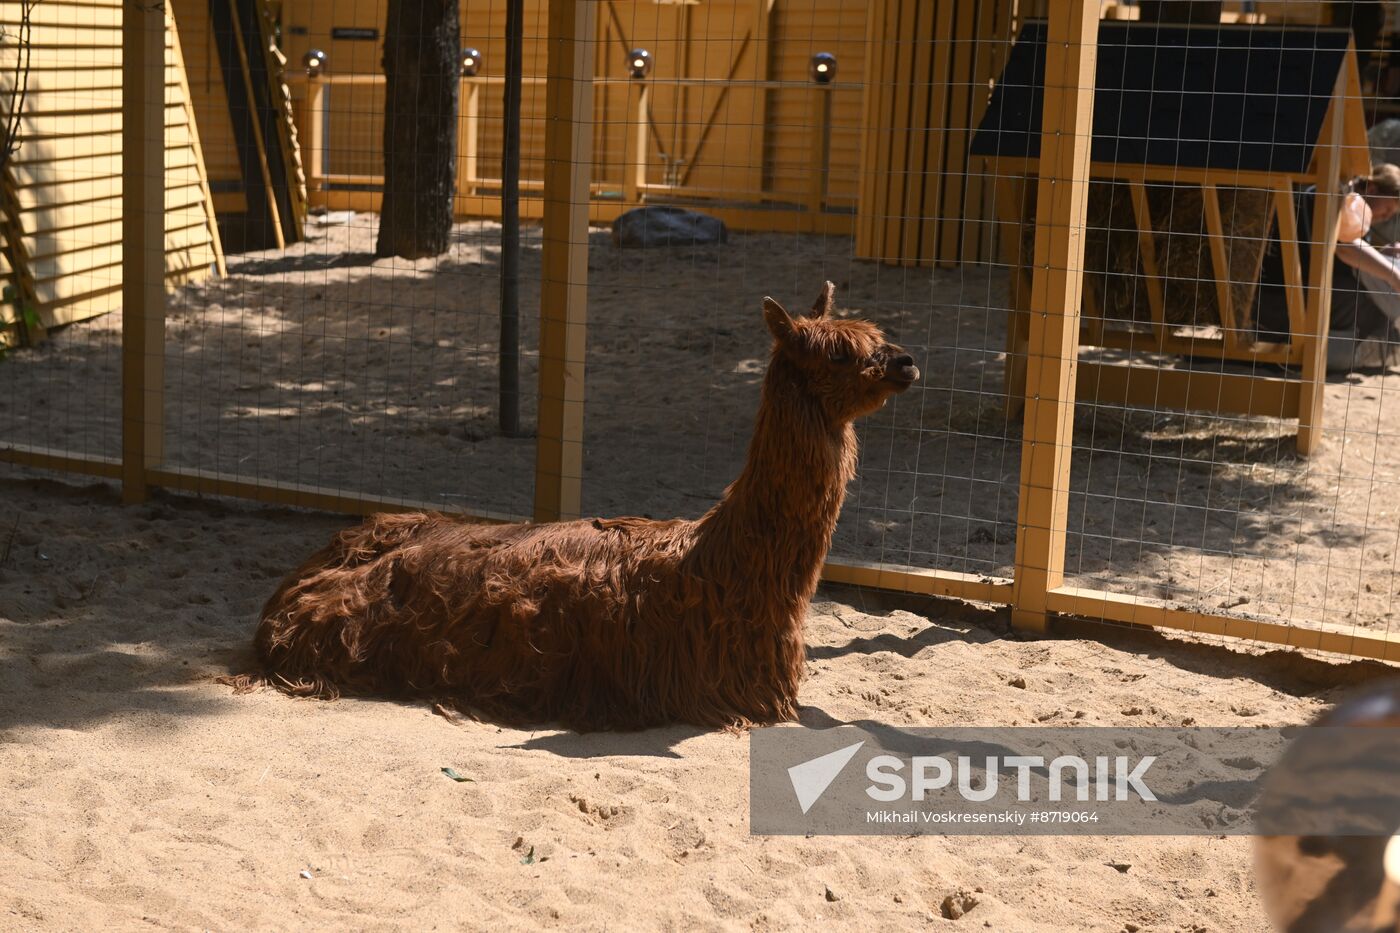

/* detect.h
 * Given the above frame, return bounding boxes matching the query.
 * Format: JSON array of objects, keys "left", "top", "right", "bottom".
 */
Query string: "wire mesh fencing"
[{"left": 0, "top": 0, "right": 1398, "bottom": 663}]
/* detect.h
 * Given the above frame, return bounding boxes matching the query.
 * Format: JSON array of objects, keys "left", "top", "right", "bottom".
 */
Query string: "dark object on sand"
[{"left": 612, "top": 206, "right": 728, "bottom": 248}]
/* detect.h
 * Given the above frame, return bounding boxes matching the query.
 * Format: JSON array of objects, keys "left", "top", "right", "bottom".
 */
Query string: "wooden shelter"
[
  {"left": 169, "top": 0, "right": 307, "bottom": 251},
  {"left": 0, "top": 1, "right": 225, "bottom": 346},
  {"left": 972, "top": 22, "right": 1370, "bottom": 455}
]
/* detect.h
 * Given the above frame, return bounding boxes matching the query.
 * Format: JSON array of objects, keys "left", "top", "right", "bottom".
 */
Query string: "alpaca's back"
[{"left": 252, "top": 512, "right": 705, "bottom": 726}]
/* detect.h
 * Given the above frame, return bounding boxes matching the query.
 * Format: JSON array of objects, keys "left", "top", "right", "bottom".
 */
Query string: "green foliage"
[{"left": 3, "top": 282, "right": 39, "bottom": 341}]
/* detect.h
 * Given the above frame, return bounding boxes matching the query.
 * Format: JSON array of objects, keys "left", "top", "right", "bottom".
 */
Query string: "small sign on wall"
[{"left": 331, "top": 27, "right": 379, "bottom": 41}]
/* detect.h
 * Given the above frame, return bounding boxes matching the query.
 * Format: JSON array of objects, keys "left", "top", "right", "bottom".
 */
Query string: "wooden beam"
[
  {"left": 1077, "top": 360, "right": 1298, "bottom": 418},
  {"left": 145, "top": 466, "right": 522, "bottom": 524},
  {"left": 996, "top": 174, "right": 1032, "bottom": 417},
  {"left": 805, "top": 88, "right": 831, "bottom": 214},
  {"left": 122, "top": 0, "right": 166, "bottom": 504},
  {"left": 987, "top": 157, "right": 1318, "bottom": 189},
  {"left": 622, "top": 81, "right": 649, "bottom": 205},
  {"left": 1339, "top": 44, "right": 1371, "bottom": 181},
  {"left": 1127, "top": 180, "right": 1167, "bottom": 344},
  {"left": 822, "top": 559, "right": 1013, "bottom": 605},
  {"left": 308, "top": 188, "right": 857, "bottom": 236},
  {"left": 533, "top": 0, "right": 596, "bottom": 523},
  {"left": 1200, "top": 182, "right": 1235, "bottom": 350},
  {"left": 1081, "top": 270, "right": 1105, "bottom": 347},
  {"left": 1085, "top": 327, "right": 1293, "bottom": 364},
  {"left": 1274, "top": 182, "right": 1307, "bottom": 345},
  {"left": 459, "top": 82, "right": 479, "bottom": 196},
  {"left": 169, "top": 13, "right": 226, "bottom": 277},
  {"left": 304, "top": 80, "right": 326, "bottom": 191},
  {"left": 740, "top": 0, "right": 775, "bottom": 199},
  {"left": 0, "top": 443, "right": 121, "bottom": 479},
  {"left": 1296, "top": 82, "right": 1347, "bottom": 456},
  {"left": 1009, "top": 0, "right": 1098, "bottom": 634},
  {"left": 1047, "top": 586, "right": 1400, "bottom": 663}
]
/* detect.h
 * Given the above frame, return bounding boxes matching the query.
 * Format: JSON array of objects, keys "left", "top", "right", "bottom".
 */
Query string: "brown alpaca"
[{"left": 234, "top": 283, "right": 918, "bottom": 730}]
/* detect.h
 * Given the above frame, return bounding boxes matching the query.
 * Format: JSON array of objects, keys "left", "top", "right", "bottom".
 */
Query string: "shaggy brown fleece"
[{"left": 228, "top": 283, "right": 919, "bottom": 730}]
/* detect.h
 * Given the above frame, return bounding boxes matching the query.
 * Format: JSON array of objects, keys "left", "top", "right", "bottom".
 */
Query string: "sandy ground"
[
  {"left": 2, "top": 471, "right": 1397, "bottom": 931},
  {"left": 2, "top": 219, "right": 1400, "bottom": 640}
]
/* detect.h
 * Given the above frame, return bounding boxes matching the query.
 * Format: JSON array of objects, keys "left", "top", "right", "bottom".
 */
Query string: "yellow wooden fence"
[
  {"left": 275, "top": 0, "right": 866, "bottom": 235},
  {"left": 290, "top": 70, "right": 856, "bottom": 236}
]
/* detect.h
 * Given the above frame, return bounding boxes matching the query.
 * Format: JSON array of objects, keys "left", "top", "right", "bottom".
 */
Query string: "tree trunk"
[{"left": 377, "top": 0, "right": 459, "bottom": 259}]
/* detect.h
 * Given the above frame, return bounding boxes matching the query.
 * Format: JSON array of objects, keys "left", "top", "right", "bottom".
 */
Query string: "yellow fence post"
[
  {"left": 1010, "top": 0, "right": 1099, "bottom": 633},
  {"left": 806, "top": 87, "right": 831, "bottom": 215},
  {"left": 1295, "top": 66, "right": 1348, "bottom": 456},
  {"left": 305, "top": 79, "right": 325, "bottom": 192},
  {"left": 621, "top": 81, "right": 648, "bottom": 205},
  {"left": 460, "top": 81, "right": 480, "bottom": 199},
  {"left": 533, "top": 0, "right": 597, "bottom": 522},
  {"left": 121, "top": 0, "right": 167, "bottom": 504}
]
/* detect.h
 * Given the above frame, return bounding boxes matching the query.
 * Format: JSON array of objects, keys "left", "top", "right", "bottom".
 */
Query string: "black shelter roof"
[{"left": 969, "top": 23, "right": 1352, "bottom": 174}]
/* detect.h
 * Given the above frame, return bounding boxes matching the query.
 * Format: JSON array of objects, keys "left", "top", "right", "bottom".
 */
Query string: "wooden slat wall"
[
  {"left": 855, "top": 0, "right": 1013, "bottom": 266},
  {"left": 595, "top": 0, "right": 770, "bottom": 197},
  {"left": 462, "top": 0, "right": 551, "bottom": 186},
  {"left": 278, "top": 0, "right": 867, "bottom": 227},
  {"left": 0, "top": 1, "right": 222, "bottom": 331},
  {"left": 279, "top": 0, "right": 441, "bottom": 179},
  {"left": 267, "top": 0, "right": 557, "bottom": 191},
  {"left": 764, "top": 1, "right": 865, "bottom": 207},
  {"left": 170, "top": 0, "right": 247, "bottom": 213}
]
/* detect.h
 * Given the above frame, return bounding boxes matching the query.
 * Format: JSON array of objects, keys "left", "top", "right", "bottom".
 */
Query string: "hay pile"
[{"left": 1022, "top": 182, "right": 1273, "bottom": 329}]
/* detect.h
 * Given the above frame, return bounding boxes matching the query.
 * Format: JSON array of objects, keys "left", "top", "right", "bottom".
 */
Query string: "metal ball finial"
[
  {"left": 303, "top": 48, "right": 327, "bottom": 79},
  {"left": 461, "top": 47, "right": 481, "bottom": 77},
  {"left": 809, "top": 52, "right": 837, "bottom": 84}
]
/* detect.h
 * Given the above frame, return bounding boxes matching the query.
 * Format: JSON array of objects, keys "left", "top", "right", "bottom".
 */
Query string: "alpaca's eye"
[{"left": 829, "top": 352, "right": 851, "bottom": 365}]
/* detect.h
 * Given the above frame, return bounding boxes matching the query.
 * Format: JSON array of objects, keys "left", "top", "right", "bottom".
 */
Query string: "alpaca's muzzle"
[{"left": 883, "top": 354, "right": 920, "bottom": 388}]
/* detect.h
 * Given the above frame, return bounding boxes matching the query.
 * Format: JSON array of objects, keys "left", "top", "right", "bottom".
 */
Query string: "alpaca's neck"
[{"left": 694, "top": 359, "right": 856, "bottom": 596}]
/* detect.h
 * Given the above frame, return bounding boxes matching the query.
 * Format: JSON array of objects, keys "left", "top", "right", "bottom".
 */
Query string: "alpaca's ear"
[
  {"left": 809, "top": 280, "right": 835, "bottom": 319},
  {"left": 763, "top": 297, "right": 797, "bottom": 342}
]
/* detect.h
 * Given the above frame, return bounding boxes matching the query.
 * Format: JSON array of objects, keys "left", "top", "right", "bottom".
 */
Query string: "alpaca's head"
[{"left": 762, "top": 281, "right": 919, "bottom": 422}]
